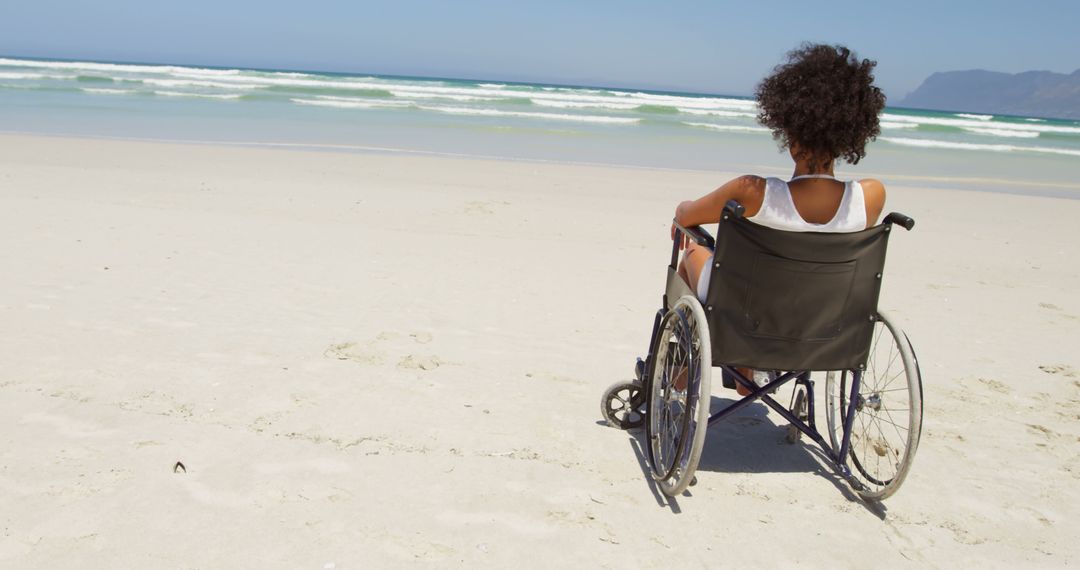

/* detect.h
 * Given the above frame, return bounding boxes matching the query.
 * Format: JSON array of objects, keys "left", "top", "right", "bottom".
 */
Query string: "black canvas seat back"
[{"left": 703, "top": 217, "right": 892, "bottom": 371}]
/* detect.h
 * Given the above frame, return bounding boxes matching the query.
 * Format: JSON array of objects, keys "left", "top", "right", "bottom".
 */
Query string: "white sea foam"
[
  {"left": 142, "top": 78, "right": 256, "bottom": 90},
  {"left": 0, "top": 57, "right": 240, "bottom": 77},
  {"left": 1026, "top": 118, "right": 1046, "bottom": 122},
  {"left": 678, "top": 108, "right": 758, "bottom": 118},
  {"left": 387, "top": 90, "right": 503, "bottom": 102},
  {"left": 881, "top": 136, "right": 1080, "bottom": 157},
  {"left": 956, "top": 113, "right": 994, "bottom": 121},
  {"left": 963, "top": 127, "right": 1039, "bottom": 139},
  {"left": 416, "top": 105, "right": 639, "bottom": 124},
  {"left": 532, "top": 99, "right": 639, "bottom": 110},
  {"left": 683, "top": 122, "right": 770, "bottom": 133},
  {"left": 154, "top": 90, "right": 243, "bottom": 100},
  {"left": 272, "top": 71, "right": 325, "bottom": 79},
  {"left": 630, "top": 91, "right": 758, "bottom": 111},
  {"left": 81, "top": 87, "right": 135, "bottom": 95},
  {"left": 0, "top": 57, "right": 756, "bottom": 116},
  {"left": 313, "top": 95, "right": 413, "bottom": 105},
  {"left": 292, "top": 97, "right": 414, "bottom": 109},
  {"left": 881, "top": 113, "right": 1080, "bottom": 135},
  {"left": 0, "top": 71, "right": 46, "bottom": 80},
  {"left": 879, "top": 121, "right": 918, "bottom": 129},
  {"left": 117, "top": 68, "right": 757, "bottom": 114}
]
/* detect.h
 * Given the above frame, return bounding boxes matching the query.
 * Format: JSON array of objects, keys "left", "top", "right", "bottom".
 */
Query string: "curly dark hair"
[{"left": 755, "top": 43, "right": 886, "bottom": 171}]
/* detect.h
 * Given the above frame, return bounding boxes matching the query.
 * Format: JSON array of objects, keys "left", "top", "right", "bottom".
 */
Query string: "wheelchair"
[{"left": 601, "top": 201, "right": 923, "bottom": 501}]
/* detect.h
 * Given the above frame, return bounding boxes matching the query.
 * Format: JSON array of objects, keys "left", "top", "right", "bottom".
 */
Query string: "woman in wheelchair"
[
  {"left": 673, "top": 44, "right": 887, "bottom": 395},
  {"left": 600, "top": 42, "right": 923, "bottom": 502}
]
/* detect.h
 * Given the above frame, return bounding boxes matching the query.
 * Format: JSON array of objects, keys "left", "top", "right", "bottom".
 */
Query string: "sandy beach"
[{"left": 2, "top": 133, "right": 1078, "bottom": 567}]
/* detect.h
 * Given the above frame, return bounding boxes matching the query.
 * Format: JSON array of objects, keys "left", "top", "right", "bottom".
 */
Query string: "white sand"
[{"left": 1, "top": 133, "right": 1078, "bottom": 567}]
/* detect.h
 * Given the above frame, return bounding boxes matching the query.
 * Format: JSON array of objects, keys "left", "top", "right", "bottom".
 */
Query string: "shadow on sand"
[{"left": 618, "top": 395, "right": 886, "bottom": 519}]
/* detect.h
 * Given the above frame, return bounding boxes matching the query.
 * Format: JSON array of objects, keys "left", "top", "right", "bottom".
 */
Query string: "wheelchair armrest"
[
  {"left": 671, "top": 200, "right": 742, "bottom": 254},
  {"left": 673, "top": 220, "right": 715, "bottom": 249},
  {"left": 883, "top": 212, "right": 915, "bottom": 231}
]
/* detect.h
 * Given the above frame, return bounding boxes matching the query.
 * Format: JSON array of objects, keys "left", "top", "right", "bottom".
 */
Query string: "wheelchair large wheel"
[
  {"left": 826, "top": 310, "right": 923, "bottom": 501},
  {"left": 645, "top": 295, "right": 712, "bottom": 497}
]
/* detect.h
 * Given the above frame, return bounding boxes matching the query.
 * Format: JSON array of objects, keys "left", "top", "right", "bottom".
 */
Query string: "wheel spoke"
[
  {"left": 878, "top": 340, "right": 901, "bottom": 390},
  {"left": 874, "top": 387, "right": 917, "bottom": 394},
  {"left": 870, "top": 411, "right": 910, "bottom": 433},
  {"left": 879, "top": 367, "right": 907, "bottom": 393},
  {"left": 881, "top": 408, "right": 908, "bottom": 449},
  {"left": 870, "top": 414, "right": 897, "bottom": 479}
]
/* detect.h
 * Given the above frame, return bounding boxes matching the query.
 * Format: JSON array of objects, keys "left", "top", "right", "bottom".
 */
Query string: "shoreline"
[{"left": 5, "top": 130, "right": 1080, "bottom": 199}]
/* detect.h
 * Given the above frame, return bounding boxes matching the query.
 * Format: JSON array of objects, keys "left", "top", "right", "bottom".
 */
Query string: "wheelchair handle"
[
  {"left": 672, "top": 220, "right": 715, "bottom": 249},
  {"left": 883, "top": 212, "right": 916, "bottom": 231},
  {"left": 723, "top": 199, "right": 746, "bottom": 219}
]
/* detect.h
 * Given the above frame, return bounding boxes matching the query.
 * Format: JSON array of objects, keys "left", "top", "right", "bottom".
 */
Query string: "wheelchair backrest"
[{"left": 703, "top": 216, "right": 893, "bottom": 371}]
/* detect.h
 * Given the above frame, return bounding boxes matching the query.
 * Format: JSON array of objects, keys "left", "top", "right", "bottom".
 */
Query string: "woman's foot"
[{"left": 735, "top": 367, "right": 753, "bottom": 396}]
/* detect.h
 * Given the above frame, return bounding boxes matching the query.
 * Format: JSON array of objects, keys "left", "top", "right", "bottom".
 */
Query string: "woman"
[{"left": 674, "top": 43, "right": 888, "bottom": 394}]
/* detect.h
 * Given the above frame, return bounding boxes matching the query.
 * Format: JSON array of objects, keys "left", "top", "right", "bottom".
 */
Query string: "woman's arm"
[{"left": 674, "top": 175, "right": 765, "bottom": 228}]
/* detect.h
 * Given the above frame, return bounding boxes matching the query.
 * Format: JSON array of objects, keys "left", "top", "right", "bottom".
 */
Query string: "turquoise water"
[{"left": 2, "top": 56, "right": 1079, "bottom": 196}]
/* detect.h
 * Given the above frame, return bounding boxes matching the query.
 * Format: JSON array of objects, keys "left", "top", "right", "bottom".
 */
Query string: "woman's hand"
[
  {"left": 674, "top": 200, "right": 694, "bottom": 225},
  {"left": 670, "top": 200, "right": 695, "bottom": 250},
  {"left": 670, "top": 222, "right": 688, "bottom": 250}
]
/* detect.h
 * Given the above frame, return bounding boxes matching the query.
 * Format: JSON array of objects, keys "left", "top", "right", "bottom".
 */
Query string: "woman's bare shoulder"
[
  {"left": 730, "top": 174, "right": 767, "bottom": 188},
  {"left": 729, "top": 175, "right": 767, "bottom": 216},
  {"left": 859, "top": 178, "right": 887, "bottom": 226}
]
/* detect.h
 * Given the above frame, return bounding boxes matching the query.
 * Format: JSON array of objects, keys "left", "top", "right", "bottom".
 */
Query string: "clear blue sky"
[{"left": 2, "top": 0, "right": 1077, "bottom": 99}]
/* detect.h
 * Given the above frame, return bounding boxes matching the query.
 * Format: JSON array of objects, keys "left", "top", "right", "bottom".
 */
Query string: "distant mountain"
[{"left": 900, "top": 68, "right": 1080, "bottom": 120}]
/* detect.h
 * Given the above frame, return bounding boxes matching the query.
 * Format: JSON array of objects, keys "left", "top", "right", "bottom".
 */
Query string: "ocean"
[{"left": 2, "top": 56, "right": 1078, "bottom": 196}]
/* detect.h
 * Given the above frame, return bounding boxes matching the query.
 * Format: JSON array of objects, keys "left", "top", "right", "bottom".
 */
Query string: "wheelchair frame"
[{"left": 623, "top": 201, "right": 921, "bottom": 500}]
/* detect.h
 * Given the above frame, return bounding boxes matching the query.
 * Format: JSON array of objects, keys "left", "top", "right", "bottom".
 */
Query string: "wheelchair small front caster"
[
  {"left": 600, "top": 380, "right": 645, "bottom": 430},
  {"left": 786, "top": 386, "right": 808, "bottom": 444}
]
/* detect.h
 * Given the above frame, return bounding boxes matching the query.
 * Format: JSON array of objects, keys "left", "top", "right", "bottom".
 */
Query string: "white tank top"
[{"left": 749, "top": 175, "right": 867, "bottom": 232}]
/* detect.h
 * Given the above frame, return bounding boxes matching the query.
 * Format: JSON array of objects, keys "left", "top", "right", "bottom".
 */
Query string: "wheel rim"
[
  {"left": 646, "top": 297, "right": 711, "bottom": 490},
  {"left": 648, "top": 307, "right": 694, "bottom": 481},
  {"left": 833, "top": 314, "right": 921, "bottom": 497}
]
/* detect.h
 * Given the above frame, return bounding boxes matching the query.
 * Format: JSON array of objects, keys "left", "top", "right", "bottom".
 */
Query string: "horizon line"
[{"left": 0, "top": 52, "right": 756, "bottom": 101}]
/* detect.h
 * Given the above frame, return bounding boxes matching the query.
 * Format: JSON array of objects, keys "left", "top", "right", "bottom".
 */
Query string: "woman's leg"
[
  {"left": 676, "top": 243, "right": 753, "bottom": 396},
  {"left": 678, "top": 242, "right": 711, "bottom": 293}
]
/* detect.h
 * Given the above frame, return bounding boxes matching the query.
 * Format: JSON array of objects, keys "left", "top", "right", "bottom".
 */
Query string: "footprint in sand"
[
  {"left": 938, "top": 520, "right": 986, "bottom": 546},
  {"left": 1038, "top": 303, "right": 1079, "bottom": 321},
  {"left": 398, "top": 354, "right": 441, "bottom": 370},
  {"left": 977, "top": 377, "right": 1011, "bottom": 394},
  {"left": 1026, "top": 424, "right": 1058, "bottom": 439},
  {"left": 325, "top": 331, "right": 441, "bottom": 370},
  {"left": 116, "top": 390, "right": 196, "bottom": 418},
  {"left": 1038, "top": 364, "right": 1078, "bottom": 378},
  {"left": 463, "top": 200, "right": 510, "bottom": 215},
  {"left": 523, "top": 372, "right": 585, "bottom": 385},
  {"left": 323, "top": 341, "right": 386, "bottom": 365}
]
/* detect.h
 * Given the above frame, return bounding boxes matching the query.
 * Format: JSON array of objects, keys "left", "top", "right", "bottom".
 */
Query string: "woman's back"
[{"left": 750, "top": 176, "right": 867, "bottom": 233}]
